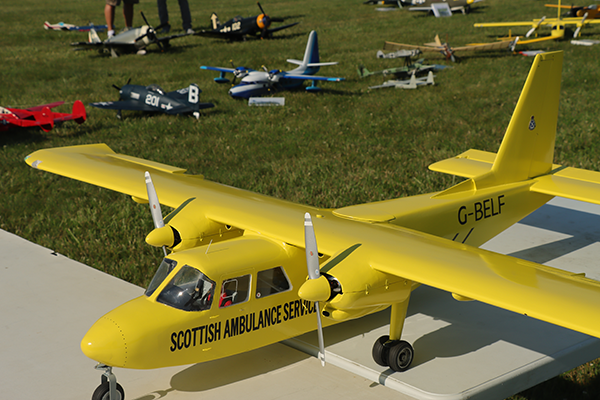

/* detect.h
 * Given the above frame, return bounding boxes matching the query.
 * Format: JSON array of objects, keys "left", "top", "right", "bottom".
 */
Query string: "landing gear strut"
[
  {"left": 91, "top": 364, "right": 125, "bottom": 400},
  {"left": 372, "top": 335, "right": 414, "bottom": 372}
]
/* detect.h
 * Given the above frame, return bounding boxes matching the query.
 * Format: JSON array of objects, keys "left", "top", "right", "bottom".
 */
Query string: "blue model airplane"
[{"left": 200, "top": 30, "right": 344, "bottom": 99}]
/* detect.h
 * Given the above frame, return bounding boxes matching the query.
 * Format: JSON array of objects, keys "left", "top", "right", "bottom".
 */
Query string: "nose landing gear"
[{"left": 91, "top": 364, "right": 125, "bottom": 400}]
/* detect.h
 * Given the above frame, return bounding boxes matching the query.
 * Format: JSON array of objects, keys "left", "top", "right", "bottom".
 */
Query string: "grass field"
[{"left": 2, "top": 0, "right": 600, "bottom": 398}]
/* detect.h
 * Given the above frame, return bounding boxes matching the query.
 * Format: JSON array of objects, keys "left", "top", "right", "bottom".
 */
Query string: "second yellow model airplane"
[
  {"left": 25, "top": 51, "right": 600, "bottom": 400},
  {"left": 475, "top": 0, "right": 600, "bottom": 41}
]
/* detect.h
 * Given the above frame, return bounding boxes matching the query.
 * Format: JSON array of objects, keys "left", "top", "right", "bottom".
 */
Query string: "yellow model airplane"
[
  {"left": 475, "top": 0, "right": 600, "bottom": 41},
  {"left": 24, "top": 51, "right": 600, "bottom": 400},
  {"left": 384, "top": 34, "right": 514, "bottom": 62}
]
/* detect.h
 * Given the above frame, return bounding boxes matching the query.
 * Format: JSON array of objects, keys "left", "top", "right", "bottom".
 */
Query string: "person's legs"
[{"left": 178, "top": 0, "right": 192, "bottom": 32}]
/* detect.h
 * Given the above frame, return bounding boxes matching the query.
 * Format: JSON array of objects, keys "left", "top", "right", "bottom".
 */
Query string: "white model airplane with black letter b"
[{"left": 200, "top": 30, "right": 344, "bottom": 99}]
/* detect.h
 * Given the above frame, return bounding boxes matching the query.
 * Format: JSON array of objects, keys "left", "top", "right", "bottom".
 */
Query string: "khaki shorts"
[{"left": 106, "top": 0, "right": 139, "bottom": 6}]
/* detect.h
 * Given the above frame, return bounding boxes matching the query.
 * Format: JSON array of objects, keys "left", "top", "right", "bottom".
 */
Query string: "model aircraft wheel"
[
  {"left": 388, "top": 340, "right": 414, "bottom": 372},
  {"left": 91, "top": 381, "right": 125, "bottom": 400},
  {"left": 372, "top": 335, "right": 391, "bottom": 367}
]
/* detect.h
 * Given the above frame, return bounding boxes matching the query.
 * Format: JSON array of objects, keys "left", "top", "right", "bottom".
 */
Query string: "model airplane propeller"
[
  {"left": 90, "top": 82, "right": 214, "bottom": 119},
  {"left": 196, "top": 2, "right": 299, "bottom": 40},
  {"left": 302, "top": 213, "right": 327, "bottom": 366},
  {"left": 200, "top": 30, "right": 344, "bottom": 98},
  {"left": 71, "top": 12, "right": 192, "bottom": 57}
]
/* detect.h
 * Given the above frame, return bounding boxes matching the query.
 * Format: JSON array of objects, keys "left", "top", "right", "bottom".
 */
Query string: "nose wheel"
[
  {"left": 372, "top": 335, "right": 414, "bottom": 372},
  {"left": 91, "top": 364, "right": 125, "bottom": 400}
]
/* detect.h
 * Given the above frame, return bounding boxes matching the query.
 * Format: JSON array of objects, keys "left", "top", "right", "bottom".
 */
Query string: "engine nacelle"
[
  {"left": 145, "top": 198, "right": 242, "bottom": 251},
  {"left": 315, "top": 245, "right": 413, "bottom": 322}
]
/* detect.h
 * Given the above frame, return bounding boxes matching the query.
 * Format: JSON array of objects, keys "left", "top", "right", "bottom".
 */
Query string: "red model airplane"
[{"left": 0, "top": 100, "right": 86, "bottom": 132}]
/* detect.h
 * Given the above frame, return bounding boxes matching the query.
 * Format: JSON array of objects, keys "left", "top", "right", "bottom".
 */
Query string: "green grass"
[{"left": 2, "top": 0, "right": 600, "bottom": 398}]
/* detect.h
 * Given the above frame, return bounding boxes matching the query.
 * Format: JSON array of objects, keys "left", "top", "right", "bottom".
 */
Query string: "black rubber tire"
[
  {"left": 91, "top": 382, "right": 125, "bottom": 400},
  {"left": 388, "top": 340, "right": 414, "bottom": 372},
  {"left": 372, "top": 335, "right": 391, "bottom": 367}
]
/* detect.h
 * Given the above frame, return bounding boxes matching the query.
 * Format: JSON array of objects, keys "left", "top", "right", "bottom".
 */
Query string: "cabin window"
[
  {"left": 219, "top": 274, "right": 251, "bottom": 308},
  {"left": 157, "top": 265, "right": 215, "bottom": 312},
  {"left": 145, "top": 258, "right": 177, "bottom": 297},
  {"left": 255, "top": 266, "right": 291, "bottom": 298}
]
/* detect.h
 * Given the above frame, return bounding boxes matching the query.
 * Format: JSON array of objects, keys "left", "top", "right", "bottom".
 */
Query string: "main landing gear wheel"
[
  {"left": 372, "top": 335, "right": 391, "bottom": 367},
  {"left": 92, "top": 382, "right": 125, "bottom": 400},
  {"left": 388, "top": 340, "right": 414, "bottom": 372},
  {"left": 372, "top": 335, "right": 414, "bottom": 372}
]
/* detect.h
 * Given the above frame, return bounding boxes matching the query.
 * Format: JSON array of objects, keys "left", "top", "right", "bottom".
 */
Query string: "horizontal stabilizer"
[
  {"left": 428, "top": 149, "right": 497, "bottom": 178},
  {"left": 531, "top": 168, "right": 600, "bottom": 205},
  {"left": 287, "top": 59, "right": 338, "bottom": 67},
  {"left": 430, "top": 149, "right": 600, "bottom": 206}
]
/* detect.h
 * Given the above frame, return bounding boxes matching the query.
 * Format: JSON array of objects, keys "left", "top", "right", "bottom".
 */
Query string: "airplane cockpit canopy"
[
  {"left": 146, "top": 258, "right": 215, "bottom": 312},
  {"left": 146, "top": 85, "right": 165, "bottom": 95}
]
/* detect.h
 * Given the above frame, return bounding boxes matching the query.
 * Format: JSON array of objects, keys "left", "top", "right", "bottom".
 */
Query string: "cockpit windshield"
[
  {"left": 146, "top": 84, "right": 165, "bottom": 95},
  {"left": 156, "top": 265, "right": 215, "bottom": 312},
  {"left": 145, "top": 258, "right": 177, "bottom": 297}
]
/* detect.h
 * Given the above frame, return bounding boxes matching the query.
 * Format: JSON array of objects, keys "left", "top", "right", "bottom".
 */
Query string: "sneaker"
[
  {"left": 107, "top": 30, "right": 115, "bottom": 38},
  {"left": 161, "top": 24, "right": 171, "bottom": 34},
  {"left": 186, "top": 28, "right": 195, "bottom": 35}
]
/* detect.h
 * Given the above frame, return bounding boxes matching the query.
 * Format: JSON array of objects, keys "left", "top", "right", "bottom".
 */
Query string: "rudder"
[{"left": 478, "top": 51, "right": 563, "bottom": 187}]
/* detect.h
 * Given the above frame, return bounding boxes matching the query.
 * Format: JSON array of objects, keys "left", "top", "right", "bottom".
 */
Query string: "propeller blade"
[
  {"left": 145, "top": 171, "right": 164, "bottom": 230},
  {"left": 526, "top": 16, "right": 546, "bottom": 37},
  {"left": 304, "top": 213, "right": 320, "bottom": 280},
  {"left": 145, "top": 171, "right": 167, "bottom": 256},
  {"left": 574, "top": 12, "right": 588, "bottom": 38},
  {"left": 140, "top": 11, "right": 151, "bottom": 27},
  {"left": 257, "top": 2, "right": 266, "bottom": 15},
  {"left": 304, "top": 213, "right": 326, "bottom": 366},
  {"left": 112, "top": 84, "right": 121, "bottom": 91},
  {"left": 315, "top": 300, "right": 326, "bottom": 366}
]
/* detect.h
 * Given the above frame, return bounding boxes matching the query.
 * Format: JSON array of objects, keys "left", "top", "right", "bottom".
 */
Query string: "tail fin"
[
  {"left": 72, "top": 100, "right": 87, "bottom": 124},
  {"left": 357, "top": 65, "right": 369, "bottom": 78},
  {"left": 425, "top": 70, "right": 435, "bottom": 85},
  {"left": 429, "top": 51, "right": 564, "bottom": 193},
  {"left": 88, "top": 28, "right": 101, "bottom": 43},
  {"left": 301, "top": 30, "right": 319, "bottom": 67},
  {"left": 479, "top": 51, "right": 563, "bottom": 187},
  {"left": 210, "top": 13, "right": 220, "bottom": 30}
]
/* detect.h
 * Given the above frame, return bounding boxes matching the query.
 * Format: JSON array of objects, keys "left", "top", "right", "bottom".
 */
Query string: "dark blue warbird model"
[
  {"left": 195, "top": 2, "right": 299, "bottom": 40},
  {"left": 91, "top": 83, "right": 214, "bottom": 119}
]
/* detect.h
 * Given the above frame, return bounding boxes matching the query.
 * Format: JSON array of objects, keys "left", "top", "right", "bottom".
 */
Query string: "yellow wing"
[{"left": 25, "top": 142, "right": 600, "bottom": 339}]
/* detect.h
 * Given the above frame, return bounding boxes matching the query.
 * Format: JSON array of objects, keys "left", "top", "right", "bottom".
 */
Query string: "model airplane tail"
[
  {"left": 431, "top": 52, "right": 562, "bottom": 189},
  {"left": 210, "top": 13, "right": 220, "bottom": 30},
  {"left": 72, "top": 100, "right": 87, "bottom": 124},
  {"left": 357, "top": 65, "right": 370, "bottom": 78},
  {"left": 431, "top": 51, "right": 600, "bottom": 206},
  {"left": 286, "top": 31, "right": 338, "bottom": 74},
  {"left": 483, "top": 51, "right": 562, "bottom": 186},
  {"left": 88, "top": 28, "right": 102, "bottom": 44}
]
